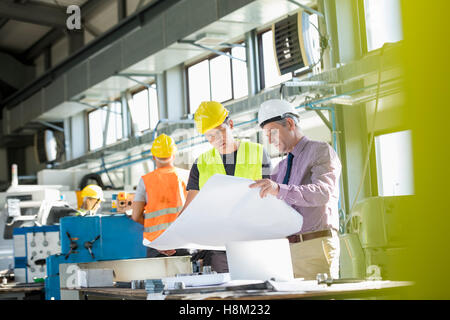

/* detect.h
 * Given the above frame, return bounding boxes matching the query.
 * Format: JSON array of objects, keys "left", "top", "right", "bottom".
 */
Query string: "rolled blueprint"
[{"left": 146, "top": 174, "right": 303, "bottom": 250}]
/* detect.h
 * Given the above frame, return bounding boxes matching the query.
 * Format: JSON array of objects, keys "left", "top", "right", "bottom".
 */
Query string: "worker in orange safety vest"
[{"left": 131, "top": 134, "right": 190, "bottom": 258}]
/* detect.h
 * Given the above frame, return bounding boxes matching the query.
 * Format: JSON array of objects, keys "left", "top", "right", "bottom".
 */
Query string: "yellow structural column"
[{"left": 398, "top": 0, "right": 450, "bottom": 299}]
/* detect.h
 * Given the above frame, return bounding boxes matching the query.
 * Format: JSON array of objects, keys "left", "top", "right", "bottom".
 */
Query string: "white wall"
[
  {"left": 165, "top": 64, "right": 187, "bottom": 120},
  {"left": 70, "top": 112, "right": 88, "bottom": 159}
]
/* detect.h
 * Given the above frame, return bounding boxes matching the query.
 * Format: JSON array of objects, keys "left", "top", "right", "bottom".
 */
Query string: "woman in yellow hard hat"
[
  {"left": 180, "top": 101, "right": 272, "bottom": 273},
  {"left": 131, "top": 134, "right": 190, "bottom": 258},
  {"left": 78, "top": 184, "right": 104, "bottom": 216}
]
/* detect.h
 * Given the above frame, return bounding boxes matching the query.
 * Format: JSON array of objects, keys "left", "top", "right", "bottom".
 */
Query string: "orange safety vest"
[{"left": 142, "top": 166, "right": 187, "bottom": 242}]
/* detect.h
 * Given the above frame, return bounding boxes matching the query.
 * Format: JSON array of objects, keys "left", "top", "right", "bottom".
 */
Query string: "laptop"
[{"left": 226, "top": 238, "right": 294, "bottom": 281}]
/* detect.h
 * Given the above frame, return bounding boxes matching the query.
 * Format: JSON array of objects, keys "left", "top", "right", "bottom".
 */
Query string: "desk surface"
[
  {"left": 70, "top": 280, "right": 412, "bottom": 300},
  {"left": 0, "top": 282, "right": 44, "bottom": 294},
  {"left": 74, "top": 287, "right": 148, "bottom": 300}
]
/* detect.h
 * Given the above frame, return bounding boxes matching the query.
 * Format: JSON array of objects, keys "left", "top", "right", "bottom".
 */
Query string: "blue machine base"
[{"left": 45, "top": 214, "right": 147, "bottom": 300}]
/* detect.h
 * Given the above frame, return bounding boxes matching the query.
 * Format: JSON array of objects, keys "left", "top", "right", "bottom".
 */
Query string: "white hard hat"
[
  {"left": 81, "top": 184, "right": 104, "bottom": 201},
  {"left": 258, "top": 99, "right": 298, "bottom": 128}
]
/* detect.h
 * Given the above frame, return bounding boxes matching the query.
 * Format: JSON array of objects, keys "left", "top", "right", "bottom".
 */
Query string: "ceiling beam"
[
  {"left": 22, "top": 28, "right": 65, "bottom": 62},
  {"left": 118, "top": 0, "right": 127, "bottom": 21},
  {"left": 0, "top": 1, "right": 67, "bottom": 27},
  {"left": 0, "top": 47, "right": 32, "bottom": 66},
  {"left": 21, "top": 0, "right": 107, "bottom": 63},
  {"left": 1, "top": 0, "right": 180, "bottom": 110},
  {"left": 0, "top": 17, "right": 9, "bottom": 30},
  {"left": 0, "top": 0, "right": 31, "bottom": 30},
  {"left": 0, "top": 134, "right": 34, "bottom": 148}
]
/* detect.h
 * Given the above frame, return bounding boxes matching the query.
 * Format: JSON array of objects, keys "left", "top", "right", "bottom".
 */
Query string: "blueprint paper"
[{"left": 146, "top": 174, "right": 303, "bottom": 250}]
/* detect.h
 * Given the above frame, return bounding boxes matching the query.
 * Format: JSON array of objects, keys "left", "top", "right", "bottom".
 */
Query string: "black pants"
[
  {"left": 191, "top": 250, "right": 229, "bottom": 273},
  {"left": 146, "top": 247, "right": 191, "bottom": 258}
]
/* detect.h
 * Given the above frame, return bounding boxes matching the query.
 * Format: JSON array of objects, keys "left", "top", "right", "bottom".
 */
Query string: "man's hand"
[
  {"left": 158, "top": 249, "right": 176, "bottom": 256},
  {"left": 249, "top": 179, "right": 280, "bottom": 198}
]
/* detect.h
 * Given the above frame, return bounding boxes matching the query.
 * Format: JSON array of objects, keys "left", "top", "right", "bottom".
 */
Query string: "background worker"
[
  {"left": 250, "top": 99, "right": 342, "bottom": 280},
  {"left": 78, "top": 184, "right": 104, "bottom": 216},
  {"left": 131, "top": 134, "right": 190, "bottom": 258},
  {"left": 181, "top": 101, "right": 272, "bottom": 273}
]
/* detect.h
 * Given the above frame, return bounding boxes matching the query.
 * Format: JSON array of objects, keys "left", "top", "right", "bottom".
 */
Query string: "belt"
[{"left": 287, "top": 229, "right": 334, "bottom": 244}]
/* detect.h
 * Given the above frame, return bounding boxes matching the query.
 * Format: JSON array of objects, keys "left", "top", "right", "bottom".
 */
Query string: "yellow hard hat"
[
  {"left": 80, "top": 184, "right": 104, "bottom": 201},
  {"left": 194, "top": 101, "right": 229, "bottom": 134},
  {"left": 151, "top": 134, "right": 177, "bottom": 158}
]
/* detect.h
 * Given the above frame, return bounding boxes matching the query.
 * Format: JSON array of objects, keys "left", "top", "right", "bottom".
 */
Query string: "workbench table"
[
  {"left": 0, "top": 282, "right": 45, "bottom": 300},
  {"left": 165, "top": 280, "right": 412, "bottom": 300},
  {"left": 66, "top": 280, "right": 412, "bottom": 300},
  {"left": 72, "top": 287, "right": 148, "bottom": 300}
]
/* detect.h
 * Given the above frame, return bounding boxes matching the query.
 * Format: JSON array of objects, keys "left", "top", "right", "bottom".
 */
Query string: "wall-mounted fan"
[
  {"left": 272, "top": 11, "right": 323, "bottom": 75},
  {"left": 34, "top": 129, "right": 65, "bottom": 164}
]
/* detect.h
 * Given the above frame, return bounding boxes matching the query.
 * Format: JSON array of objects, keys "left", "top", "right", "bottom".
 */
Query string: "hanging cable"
[
  {"left": 307, "top": 20, "right": 328, "bottom": 70},
  {"left": 344, "top": 43, "right": 388, "bottom": 232},
  {"left": 100, "top": 157, "right": 116, "bottom": 190}
]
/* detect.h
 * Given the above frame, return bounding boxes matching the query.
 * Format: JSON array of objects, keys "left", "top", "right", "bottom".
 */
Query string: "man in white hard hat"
[{"left": 250, "top": 99, "right": 342, "bottom": 280}]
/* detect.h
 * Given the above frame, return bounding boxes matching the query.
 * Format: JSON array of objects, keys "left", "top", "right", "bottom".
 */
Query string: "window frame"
[
  {"left": 87, "top": 103, "right": 114, "bottom": 151},
  {"left": 257, "top": 27, "right": 313, "bottom": 90},
  {"left": 130, "top": 81, "right": 159, "bottom": 133},
  {"left": 185, "top": 41, "right": 246, "bottom": 114},
  {"left": 361, "top": 0, "right": 403, "bottom": 53},
  {"left": 369, "top": 126, "right": 413, "bottom": 197},
  {"left": 357, "top": 0, "right": 369, "bottom": 55}
]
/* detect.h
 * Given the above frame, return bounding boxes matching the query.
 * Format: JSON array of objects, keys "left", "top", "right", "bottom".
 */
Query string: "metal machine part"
[
  {"left": 45, "top": 215, "right": 149, "bottom": 300},
  {"left": 13, "top": 225, "right": 60, "bottom": 283},
  {"left": 345, "top": 196, "right": 412, "bottom": 280},
  {"left": 316, "top": 273, "right": 365, "bottom": 286},
  {"left": 83, "top": 235, "right": 100, "bottom": 259},
  {"left": 64, "top": 232, "right": 79, "bottom": 260}
]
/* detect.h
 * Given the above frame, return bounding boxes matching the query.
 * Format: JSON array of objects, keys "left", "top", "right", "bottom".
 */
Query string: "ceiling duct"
[{"left": 194, "top": 32, "right": 228, "bottom": 46}]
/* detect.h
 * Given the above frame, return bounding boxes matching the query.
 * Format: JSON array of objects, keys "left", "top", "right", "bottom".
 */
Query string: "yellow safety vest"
[{"left": 197, "top": 141, "right": 263, "bottom": 189}]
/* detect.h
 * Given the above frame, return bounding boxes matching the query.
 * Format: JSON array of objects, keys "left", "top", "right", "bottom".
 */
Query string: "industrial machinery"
[
  {"left": 340, "top": 196, "right": 411, "bottom": 280},
  {"left": 3, "top": 185, "right": 62, "bottom": 237},
  {"left": 111, "top": 192, "right": 135, "bottom": 214},
  {"left": 0, "top": 184, "right": 70, "bottom": 272},
  {"left": 13, "top": 225, "right": 60, "bottom": 283},
  {"left": 45, "top": 214, "right": 147, "bottom": 300}
]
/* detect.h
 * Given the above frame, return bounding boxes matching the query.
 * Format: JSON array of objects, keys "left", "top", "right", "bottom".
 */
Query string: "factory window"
[
  {"left": 131, "top": 85, "right": 161, "bottom": 132},
  {"left": 375, "top": 130, "right": 414, "bottom": 196},
  {"left": 231, "top": 46, "right": 248, "bottom": 99},
  {"left": 148, "top": 84, "right": 159, "bottom": 129},
  {"left": 187, "top": 43, "right": 248, "bottom": 114},
  {"left": 259, "top": 29, "right": 292, "bottom": 89},
  {"left": 88, "top": 102, "right": 123, "bottom": 151},
  {"left": 88, "top": 108, "right": 104, "bottom": 151},
  {"left": 210, "top": 55, "right": 233, "bottom": 103},
  {"left": 105, "top": 101, "right": 123, "bottom": 144},
  {"left": 364, "top": 0, "right": 403, "bottom": 51},
  {"left": 187, "top": 60, "right": 211, "bottom": 114}
]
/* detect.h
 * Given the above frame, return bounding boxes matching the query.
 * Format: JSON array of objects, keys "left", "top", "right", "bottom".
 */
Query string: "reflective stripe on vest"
[
  {"left": 142, "top": 167, "right": 186, "bottom": 242},
  {"left": 197, "top": 141, "right": 263, "bottom": 189},
  {"left": 144, "top": 206, "right": 184, "bottom": 219},
  {"left": 144, "top": 222, "right": 172, "bottom": 234}
]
